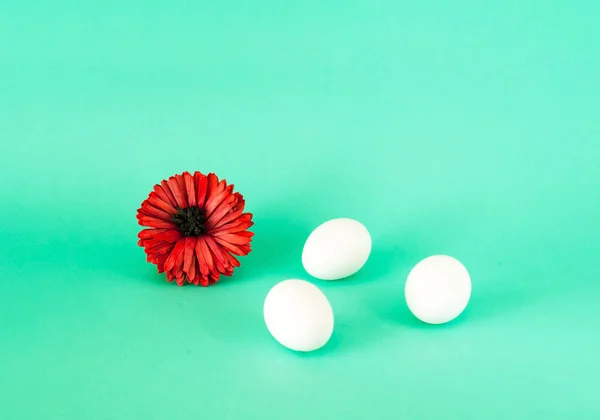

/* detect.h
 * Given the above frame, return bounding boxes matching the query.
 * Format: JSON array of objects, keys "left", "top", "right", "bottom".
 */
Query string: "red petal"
[
  {"left": 207, "top": 172, "right": 219, "bottom": 190},
  {"left": 192, "top": 260, "right": 202, "bottom": 285},
  {"left": 138, "top": 228, "right": 168, "bottom": 240},
  {"left": 205, "top": 182, "right": 230, "bottom": 216},
  {"left": 212, "top": 232, "right": 253, "bottom": 245},
  {"left": 209, "top": 271, "right": 220, "bottom": 284},
  {"left": 211, "top": 217, "right": 253, "bottom": 234},
  {"left": 225, "top": 252, "right": 241, "bottom": 268},
  {"left": 156, "top": 254, "right": 168, "bottom": 273},
  {"left": 199, "top": 274, "right": 209, "bottom": 287},
  {"left": 140, "top": 203, "right": 173, "bottom": 221},
  {"left": 172, "top": 244, "right": 186, "bottom": 285},
  {"left": 183, "top": 172, "right": 196, "bottom": 207},
  {"left": 205, "top": 173, "right": 220, "bottom": 205},
  {"left": 187, "top": 253, "right": 197, "bottom": 283},
  {"left": 153, "top": 184, "right": 178, "bottom": 209},
  {"left": 146, "top": 242, "right": 175, "bottom": 255},
  {"left": 148, "top": 194, "right": 177, "bottom": 215},
  {"left": 167, "top": 177, "right": 186, "bottom": 208},
  {"left": 138, "top": 216, "right": 177, "bottom": 229},
  {"left": 153, "top": 229, "right": 182, "bottom": 243},
  {"left": 175, "top": 174, "right": 188, "bottom": 207},
  {"left": 164, "top": 239, "right": 185, "bottom": 272},
  {"left": 161, "top": 180, "right": 178, "bottom": 207},
  {"left": 143, "top": 239, "right": 167, "bottom": 251},
  {"left": 194, "top": 172, "right": 209, "bottom": 208},
  {"left": 192, "top": 276, "right": 201, "bottom": 285},
  {"left": 206, "top": 194, "right": 237, "bottom": 226},
  {"left": 194, "top": 238, "right": 213, "bottom": 276},
  {"left": 204, "top": 236, "right": 230, "bottom": 272},
  {"left": 210, "top": 205, "right": 246, "bottom": 230},
  {"left": 175, "top": 271, "right": 185, "bottom": 286},
  {"left": 183, "top": 237, "right": 196, "bottom": 275},
  {"left": 213, "top": 236, "right": 250, "bottom": 256}
]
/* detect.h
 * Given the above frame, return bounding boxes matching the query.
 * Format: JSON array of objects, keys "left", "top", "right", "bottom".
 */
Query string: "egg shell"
[
  {"left": 302, "top": 218, "right": 371, "bottom": 280},
  {"left": 405, "top": 255, "right": 471, "bottom": 324},
  {"left": 263, "top": 279, "right": 334, "bottom": 352}
]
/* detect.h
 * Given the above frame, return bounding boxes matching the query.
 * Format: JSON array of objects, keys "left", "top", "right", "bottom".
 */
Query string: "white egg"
[
  {"left": 405, "top": 255, "right": 471, "bottom": 324},
  {"left": 302, "top": 218, "right": 371, "bottom": 280},
  {"left": 263, "top": 279, "right": 334, "bottom": 352}
]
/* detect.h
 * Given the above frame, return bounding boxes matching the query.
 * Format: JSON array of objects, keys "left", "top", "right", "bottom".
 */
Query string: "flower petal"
[
  {"left": 148, "top": 193, "right": 177, "bottom": 215},
  {"left": 211, "top": 216, "right": 253, "bottom": 234},
  {"left": 153, "top": 229, "right": 182, "bottom": 243},
  {"left": 199, "top": 274, "right": 209, "bottom": 287},
  {"left": 210, "top": 203, "right": 246, "bottom": 230},
  {"left": 172, "top": 245, "right": 186, "bottom": 285},
  {"left": 138, "top": 228, "right": 168, "bottom": 240},
  {"left": 192, "top": 261, "right": 203, "bottom": 285},
  {"left": 175, "top": 271, "right": 186, "bottom": 286},
  {"left": 213, "top": 236, "right": 250, "bottom": 256},
  {"left": 161, "top": 180, "right": 178, "bottom": 207},
  {"left": 143, "top": 239, "right": 168, "bottom": 252},
  {"left": 206, "top": 184, "right": 234, "bottom": 217},
  {"left": 183, "top": 237, "right": 196, "bottom": 275},
  {"left": 203, "top": 174, "right": 222, "bottom": 210},
  {"left": 164, "top": 239, "right": 186, "bottom": 272},
  {"left": 212, "top": 232, "right": 253, "bottom": 245},
  {"left": 138, "top": 216, "right": 177, "bottom": 229},
  {"left": 194, "top": 237, "right": 213, "bottom": 277},
  {"left": 167, "top": 177, "right": 186, "bottom": 208},
  {"left": 204, "top": 236, "right": 229, "bottom": 273},
  {"left": 187, "top": 253, "right": 197, "bottom": 283},
  {"left": 140, "top": 203, "right": 173, "bottom": 221},
  {"left": 206, "top": 194, "right": 237, "bottom": 226},
  {"left": 206, "top": 173, "right": 219, "bottom": 196},
  {"left": 146, "top": 242, "right": 175, "bottom": 256},
  {"left": 208, "top": 271, "right": 220, "bottom": 284},
  {"left": 194, "top": 172, "right": 209, "bottom": 208},
  {"left": 225, "top": 252, "right": 241, "bottom": 268},
  {"left": 153, "top": 184, "right": 178, "bottom": 209},
  {"left": 183, "top": 172, "right": 196, "bottom": 207},
  {"left": 175, "top": 174, "right": 188, "bottom": 207},
  {"left": 156, "top": 254, "right": 168, "bottom": 273}
]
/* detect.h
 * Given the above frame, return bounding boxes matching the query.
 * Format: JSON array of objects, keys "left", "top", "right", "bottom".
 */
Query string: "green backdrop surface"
[{"left": 1, "top": 1, "right": 599, "bottom": 419}]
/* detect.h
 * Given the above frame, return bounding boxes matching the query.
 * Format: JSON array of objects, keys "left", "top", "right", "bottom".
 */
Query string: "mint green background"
[{"left": 1, "top": 1, "right": 599, "bottom": 419}]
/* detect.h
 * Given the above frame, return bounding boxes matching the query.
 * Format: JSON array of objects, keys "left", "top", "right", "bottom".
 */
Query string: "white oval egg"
[
  {"left": 263, "top": 279, "right": 334, "bottom": 352},
  {"left": 302, "top": 218, "right": 371, "bottom": 280},
  {"left": 405, "top": 255, "right": 471, "bottom": 324}
]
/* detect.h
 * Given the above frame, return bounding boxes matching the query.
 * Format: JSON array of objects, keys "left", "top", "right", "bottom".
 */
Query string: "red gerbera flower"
[{"left": 137, "top": 171, "right": 253, "bottom": 286}]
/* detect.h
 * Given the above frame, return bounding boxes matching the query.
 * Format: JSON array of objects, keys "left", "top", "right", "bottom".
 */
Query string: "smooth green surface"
[{"left": 1, "top": 1, "right": 599, "bottom": 419}]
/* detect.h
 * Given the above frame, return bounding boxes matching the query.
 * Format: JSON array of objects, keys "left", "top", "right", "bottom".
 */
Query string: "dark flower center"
[{"left": 172, "top": 206, "right": 207, "bottom": 237}]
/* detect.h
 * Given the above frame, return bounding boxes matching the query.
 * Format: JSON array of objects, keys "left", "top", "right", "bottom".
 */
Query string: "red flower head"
[{"left": 137, "top": 171, "right": 253, "bottom": 286}]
